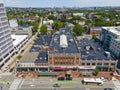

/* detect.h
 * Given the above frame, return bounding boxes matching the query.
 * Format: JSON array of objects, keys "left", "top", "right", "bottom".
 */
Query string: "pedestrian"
[{"left": 1, "top": 86, "right": 3, "bottom": 90}]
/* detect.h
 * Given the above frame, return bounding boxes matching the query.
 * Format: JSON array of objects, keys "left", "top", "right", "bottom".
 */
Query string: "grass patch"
[
  {"left": 55, "top": 80, "right": 79, "bottom": 85},
  {"left": 0, "top": 81, "right": 12, "bottom": 85}
]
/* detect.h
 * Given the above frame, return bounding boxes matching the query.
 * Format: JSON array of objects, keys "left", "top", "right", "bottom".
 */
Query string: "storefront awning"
[
  {"left": 103, "top": 65, "right": 108, "bottom": 68},
  {"left": 96, "top": 65, "right": 103, "bottom": 68},
  {"left": 54, "top": 67, "right": 71, "bottom": 71},
  {"left": 38, "top": 72, "right": 58, "bottom": 76}
]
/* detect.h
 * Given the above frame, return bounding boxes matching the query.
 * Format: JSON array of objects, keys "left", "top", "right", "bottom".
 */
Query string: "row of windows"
[
  {"left": 2, "top": 44, "right": 13, "bottom": 55},
  {"left": 1, "top": 17, "right": 6, "bottom": 21},
  {"left": 0, "top": 36, "right": 11, "bottom": 46},
  {"left": 54, "top": 57, "right": 75, "bottom": 60},
  {"left": 0, "top": 25, "right": 8, "bottom": 31},
  {"left": 2, "top": 21, "right": 8, "bottom": 26},
  {"left": 0, "top": 13, "right": 5, "bottom": 17},
  {"left": 0, "top": 4, "right": 4, "bottom": 7},
  {"left": 0, "top": 8, "right": 4, "bottom": 12},
  {"left": 54, "top": 61, "right": 74, "bottom": 65},
  {"left": 81, "top": 62, "right": 115, "bottom": 66},
  {"left": 0, "top": 38, "right": 12, "bottom": 50}
]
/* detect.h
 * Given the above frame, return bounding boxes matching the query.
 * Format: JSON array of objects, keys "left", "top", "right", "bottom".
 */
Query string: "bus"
[{"left": 82, "top": 78, "right": 104, "bottom": 85}]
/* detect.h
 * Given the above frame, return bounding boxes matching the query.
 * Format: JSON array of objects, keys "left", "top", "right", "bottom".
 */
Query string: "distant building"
[
  {"left": 29, "top": 15, "right": 39, "bottom": 22},
  {"left": 65, "top": 22, "right": 75, "bottom": 30},
  {"left": 89, "top": 27, "right": 101, "bottom": 35},
  {"left": 9, "top": 19, "right": 18, "bottom": 28},
  {"left": 73, "top": 13, "right": 84, "bottom": 17},
  {"left": 100, "top": 26, "right": 120, "bottom": 58},
  {"left": 43, "top": 20, "right": 54, "bottom": 31},
  {"left": 76, "top": 20, "right": 85, "bottom": 26},
  {"left": 11, "top": 25, "right": 32, "bottom": 38},
  {"left": 43, "top": 20, "right": 54, "bottom": 25}
]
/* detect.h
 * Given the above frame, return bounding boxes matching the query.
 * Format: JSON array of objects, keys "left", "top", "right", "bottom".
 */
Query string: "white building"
[
  {"left": 11, "top": 26, "right": 32, "bottom": 38},
  {"left": 43, "top": 20, "right": 54, "bottom": 31},
  {"left": 73, "top": 13, "right": 84, "bottom": 17},
  {"left": 43, "top": 20, "right": 54, "bottom": 25},
  {"left": 0, "top": 2, "right": 14, "bottom": 68},
  {"left": 9, "top": 19, "right": 18, "bottom": 28},
  {"left": 11, "top": 35, "right": 28, "bottom": 54}
]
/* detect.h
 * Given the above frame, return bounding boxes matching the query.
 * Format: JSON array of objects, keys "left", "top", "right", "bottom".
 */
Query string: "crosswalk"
[{"left": 112, "top": 77, "right": 120, "bottom": 90}]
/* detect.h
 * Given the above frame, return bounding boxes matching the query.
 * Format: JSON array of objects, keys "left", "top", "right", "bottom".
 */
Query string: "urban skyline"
[{"left": 2, "top": 0, "right": 120, "bottom": 8}]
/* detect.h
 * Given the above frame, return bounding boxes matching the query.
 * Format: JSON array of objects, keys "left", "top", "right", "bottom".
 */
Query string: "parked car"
[
  {"left": 53, "top": 84, "right": 60, "bottom": 87},
  {"left": 66, "top": 77, "right": 72, "bottom": 80},
  {"left": 58, "top": 77, "right": 65, "bottom": 81},
  {"left": 104, "top": 88, "right": 112, "bottom": 90}
]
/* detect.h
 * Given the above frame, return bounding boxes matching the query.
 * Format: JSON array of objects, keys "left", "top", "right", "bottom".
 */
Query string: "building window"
[
  {"left": 92, "top": 63, "right": 95, "bottom": 65},
  {"left": 111, "top": 63, "right": 115, "bottom": 65},
  {"left": 97, "top": 63, "right": 102, "bottom": 65},
  {"left": 104, "top": 63, "right": 108, "bottom": 65},
  {"left": 87, "top": 63, "right": 90, "bottom": 65},
  {"left": 82, "top": 63, "right": 85, "bottom": 65}
]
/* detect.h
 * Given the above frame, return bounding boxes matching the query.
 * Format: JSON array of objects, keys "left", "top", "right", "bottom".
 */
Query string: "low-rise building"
[
  {"left": 89, "top": 27, "right": 101, "bottom": 35},
  {"left": 17, "top": 29, "right": 117, "bottom": 73},
  {"left": 12, "top": 34, "right": 29, "bottom": 54},
  {"left": 11, "top": 25, "right": 32, "bottom": 38},
  {"left": 43, "top": 20, "right": 54, "bottom": 31},
  {"left": 73, "top": 13, "right": 84, "bottom": 17}
]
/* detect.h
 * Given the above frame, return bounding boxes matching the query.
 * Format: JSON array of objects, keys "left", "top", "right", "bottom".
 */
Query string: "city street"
[{"left": 15, "top": 77, "right": 115, "bottom": 90}]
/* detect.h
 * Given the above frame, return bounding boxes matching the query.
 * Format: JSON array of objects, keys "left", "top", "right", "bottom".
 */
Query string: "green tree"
[
  {"left": 52, "top": 21, "right": 64, "bottom": 29},
  {"left": 92, "top": 34, "right": 97, "bottom": 40},
  {"left": 94, "top": 68, "right": 99, "bottom": 76},
  {"left": 33, "top": 22, "right": 39, "bottom": 30},
  {"left": 73, "top": 24, "right": 86, "bottom": 36},
  {"left": 40, "top": 24, "right": 47, "bottom": 34},
  {"left": 17, "top": 55, "right": 22, "bottom": 60},
  {"left": 48, "top": 15, "right": 56, "bottom": 20}
]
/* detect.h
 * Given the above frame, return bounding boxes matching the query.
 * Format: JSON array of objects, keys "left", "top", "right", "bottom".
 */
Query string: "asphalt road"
[
  {"left": 17, "top": 78, "right": 115, "bottom": 90},
  {"left": 0, "top": 74, "right": 15, "bottom": 90}
]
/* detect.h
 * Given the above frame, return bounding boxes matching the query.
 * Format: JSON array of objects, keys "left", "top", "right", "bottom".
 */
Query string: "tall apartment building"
[
  {"left": 0, "top": 2, "right": 14, "bottom": 68},
  {"left": 100, "top": 26, "right": 120, "bottom": 58}
]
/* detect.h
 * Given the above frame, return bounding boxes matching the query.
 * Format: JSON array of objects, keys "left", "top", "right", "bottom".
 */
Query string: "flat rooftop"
[
  {"left": 102, "top": 26, "right": 120, "bottom": 36},
  {"left": 78, "top": 38, "right": 114, "bottom": 60},
  {"left": 35, "top": 51, "right": 48, "bottom": 63},
  {"left": 11, "top": 34, "right": 28, "bottom": 47},
  {"left": 35, "top": 35, "right": 51, "bottom": 46},
  {"left": 50, "top": 29, "right": 79, "bottom": 53}
]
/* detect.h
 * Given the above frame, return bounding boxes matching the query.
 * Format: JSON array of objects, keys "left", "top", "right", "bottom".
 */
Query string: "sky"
[{"left": 2, "top": 0, "right": 120, "bottom": 8}]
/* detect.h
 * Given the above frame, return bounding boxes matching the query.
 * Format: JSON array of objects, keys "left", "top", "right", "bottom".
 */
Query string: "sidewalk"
[{"left": 112, "top": 77, "right": 120, "bottom": 90}]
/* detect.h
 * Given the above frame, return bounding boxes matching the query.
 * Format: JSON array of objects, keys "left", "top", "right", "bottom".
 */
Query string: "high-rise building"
[{"left": 0, "top": 2, "right": 14, "bottom": 68}]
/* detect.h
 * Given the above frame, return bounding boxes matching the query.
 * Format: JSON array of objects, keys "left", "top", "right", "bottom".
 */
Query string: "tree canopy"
[
  {"left": 52, "top": 21, "right": 64, "bottom": 29},
  {"left": 40, "top": 24, "right": 47, "bottom": 34},
  {"left": 73, "top": 24, "right": 87, "bottom": 36}
]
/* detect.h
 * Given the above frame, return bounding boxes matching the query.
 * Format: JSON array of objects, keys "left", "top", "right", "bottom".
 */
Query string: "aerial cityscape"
[{"left": 0, "top": 0, "right": 120, "bottom": 90}]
